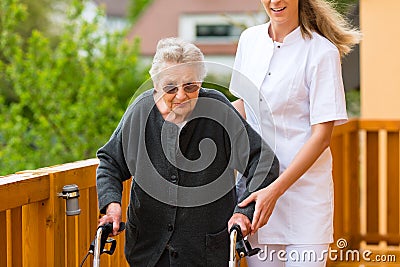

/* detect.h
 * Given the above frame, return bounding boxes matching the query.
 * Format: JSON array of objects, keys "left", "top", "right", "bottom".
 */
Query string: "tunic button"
[
  {"left": 277, "top": 45, "right": 281, "bottom": 48},
  {"left": 268, "top": 72, "right": 271, "bottom": 75},
  {"left": 167, "top": 224, "right": 174, "bottom": 231}
]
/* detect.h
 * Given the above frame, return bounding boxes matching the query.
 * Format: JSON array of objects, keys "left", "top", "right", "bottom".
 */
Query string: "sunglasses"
[{"left": 162, "top": 82, "right": 200, "bottom": 94}]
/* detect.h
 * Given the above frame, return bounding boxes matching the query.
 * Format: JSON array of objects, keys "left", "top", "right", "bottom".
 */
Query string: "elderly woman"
[{"left": 96, "top": 37, "right": 279, "bottom": 266}]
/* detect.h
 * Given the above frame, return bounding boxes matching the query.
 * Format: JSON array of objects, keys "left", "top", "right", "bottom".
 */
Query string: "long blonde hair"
[{"left": 299, "top": 0, "right": 361, "bottom": 58}]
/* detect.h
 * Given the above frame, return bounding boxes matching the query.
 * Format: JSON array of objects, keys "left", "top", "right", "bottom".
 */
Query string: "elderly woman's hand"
[
  {"left": 99, "top": 202, "right": 122, "bottom": 236},
  {"left": 227, "top": 213, "right": 252, "bottom": 237}
]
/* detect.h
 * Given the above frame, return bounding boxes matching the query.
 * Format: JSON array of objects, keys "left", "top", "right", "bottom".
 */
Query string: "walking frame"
[
  {"left": 229, "top": 224, "right": 261, "bottom": 267},
  {"left": 80, "top": 222, "right": 126, "bottom": 267},
  {"left": 81, "top": 222, "right": 259, "bottom": 266}
]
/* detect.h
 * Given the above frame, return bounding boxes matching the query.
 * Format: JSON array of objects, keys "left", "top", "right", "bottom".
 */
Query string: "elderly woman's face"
[{"left": 155, "top": 63, "right": 202, "bottom": 121}]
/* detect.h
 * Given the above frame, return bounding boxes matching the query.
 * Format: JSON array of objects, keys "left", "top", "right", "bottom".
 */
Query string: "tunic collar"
[{"left": 265, "top": 22, "right": 302, "bottom": 46}]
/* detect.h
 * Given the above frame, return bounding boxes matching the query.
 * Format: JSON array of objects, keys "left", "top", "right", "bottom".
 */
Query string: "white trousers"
[{"left": 245, "top": 234, "right": 329, "bottom": 267}]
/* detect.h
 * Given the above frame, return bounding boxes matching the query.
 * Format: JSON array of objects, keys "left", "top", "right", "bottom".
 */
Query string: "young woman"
[{"left": 229, "top": 0, "right": 361, "bottom": 266}]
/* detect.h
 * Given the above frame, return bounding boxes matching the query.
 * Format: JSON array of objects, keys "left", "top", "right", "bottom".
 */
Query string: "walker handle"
[
  {"left": 229, "top": 224, "right": 261, "bottom": 258},
  {"left": 89, "top": 222, "right": 125, "bottom": 255}
]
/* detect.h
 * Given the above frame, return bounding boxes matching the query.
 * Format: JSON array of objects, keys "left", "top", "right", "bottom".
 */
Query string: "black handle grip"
[
  {"left": 229, "top": 224, "right": 244, "bottom": 241},
  {"left": 229, "top": 224, "right": 242, "bottom": 235},
  {"left": 102, "top": 221, "right": 126, "bottom": 235},
  {"left": 89, "top": 222, "right": 125, "bottom": 254},
  {"left": 229, "top": 224, "right": 260, "bottom": 258}
]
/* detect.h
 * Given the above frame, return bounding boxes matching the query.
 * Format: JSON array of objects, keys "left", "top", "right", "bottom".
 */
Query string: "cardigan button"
[
  {"left": 167, "top": 224, "right": 174, "bottom": 231},
  {"left": 170, "top": 251, "right": 178, "bottom": 258},
  {"left": 171, "top": 175, "right": 177, "bottom": 183}
]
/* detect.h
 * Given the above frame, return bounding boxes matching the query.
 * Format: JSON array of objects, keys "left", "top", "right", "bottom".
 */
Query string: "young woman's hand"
[{"left": 238, "top": 182, "right": 281, "bottom": 235}]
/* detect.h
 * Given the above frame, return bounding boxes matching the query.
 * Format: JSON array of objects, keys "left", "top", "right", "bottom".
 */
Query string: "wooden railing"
[
  {"left": 331, "top": 119, "right": 361, "bottom": 248},
  {"left": 1, "top": 119, "right": 399, "bottom": 266},
  {"left": 331, "top": 119, "right": 400, "bottom": 251},
  {"left": 358, "top": 120, "right": 400, "bottom": 249},
  {"left": 0, "top": 159, "right": 131, "bottom": 267}
]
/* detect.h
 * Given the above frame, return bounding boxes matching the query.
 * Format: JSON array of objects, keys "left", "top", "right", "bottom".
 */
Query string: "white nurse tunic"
[{"left": 230, "top": 22, "right": 347, "bottom": 244}]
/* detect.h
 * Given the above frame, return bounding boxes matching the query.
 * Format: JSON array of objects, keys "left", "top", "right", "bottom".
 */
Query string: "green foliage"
[
  {"left": 0, "top": 0, "right": 149, "bottom": 175},
  {"left": 16, "top": 0, "right": 55, "bottom": 41},
  {"left": 203, "top": 73, "right": 237, "bottom": 102},
  {"left": 331, "top": 0, "right": 358, "bottom": 15},
  {"left": 345, "top": 89, "right": 360, "bottom": 118}
]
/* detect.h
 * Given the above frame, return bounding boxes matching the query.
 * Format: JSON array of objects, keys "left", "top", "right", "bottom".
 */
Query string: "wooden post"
[{"left": 378, "top": 130, "right": 388, "bottom": 248}]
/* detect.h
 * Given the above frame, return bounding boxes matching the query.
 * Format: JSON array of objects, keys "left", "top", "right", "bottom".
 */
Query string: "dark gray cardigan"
[{"left": 96, "top": 88, "right": 279, "bottom": 267}]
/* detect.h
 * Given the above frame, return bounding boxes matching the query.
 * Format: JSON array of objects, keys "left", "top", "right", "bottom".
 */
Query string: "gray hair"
[{"left": 149, "top": 37, "right": 207, "bottom": 84}]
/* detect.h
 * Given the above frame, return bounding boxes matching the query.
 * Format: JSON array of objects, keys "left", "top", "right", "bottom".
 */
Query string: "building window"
[
  {"left": 179, "top": 13, "right": 266, "bottom": 43},
  {"left": 195, "top": 24, "right": 242, "bottom": 41},
  {"left": 196, "top": 25, "right": 229, "bottom": 37}
]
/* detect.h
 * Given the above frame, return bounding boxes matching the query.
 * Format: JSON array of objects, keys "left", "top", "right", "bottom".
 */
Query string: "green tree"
[
  {"left": 16, "top": 0, "right": 68, "bottom": 43},
  {"left": 332, "top": 0, "right": 358, "bottom": 15},
  {"left": 1, "top": 0, "right": 73, "bottom": 103},
  {"left": 0, "top": 0, "right": 149, "bottom": 175}
]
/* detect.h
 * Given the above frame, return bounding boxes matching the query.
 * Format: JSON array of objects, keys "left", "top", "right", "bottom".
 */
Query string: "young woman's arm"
[{"left": 240, "top": 121, "right": 335, "bottom": 234}]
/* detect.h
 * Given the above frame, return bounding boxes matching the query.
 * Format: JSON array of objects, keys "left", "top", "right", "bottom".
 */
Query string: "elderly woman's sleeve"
[
  {"left": 231, "top": 124, "right": 280, "bottom": 221},
  {"left": 96, "top": 121, "right": 132, "bottom": 214}
]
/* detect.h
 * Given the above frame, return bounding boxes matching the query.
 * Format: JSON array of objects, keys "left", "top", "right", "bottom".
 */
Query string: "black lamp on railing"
[{"left": 57, "top": 184, "right": 81, "bottom": 216}]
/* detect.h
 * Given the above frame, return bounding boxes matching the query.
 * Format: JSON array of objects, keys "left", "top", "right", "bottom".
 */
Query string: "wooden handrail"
[
  {"left": 0, "top": 173, "right": 49, "bottom": 212},
  {"left": 358, "top": 119, "right": 400, "bottom": 131},
  {"left": 0, "top": 158, "right": 130, "bottom": 267},
  {"left": 332, "top": 118, "right": 359, "bottom": 136}
]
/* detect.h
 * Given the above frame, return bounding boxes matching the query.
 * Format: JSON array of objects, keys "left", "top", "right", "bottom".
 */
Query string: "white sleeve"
[
  {"left": 229, "top": 33, "right": 249, "bottom": 201},
  {"left": 309, "top": 49, "right": 348, "bottom": 126},
  {"left": 229, "top": 33, "right": 245, "bottom": 99}
]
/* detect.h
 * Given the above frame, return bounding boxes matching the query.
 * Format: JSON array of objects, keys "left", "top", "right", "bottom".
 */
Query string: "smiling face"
[
  {"left": 261, "top": 0, "right": 299, "bottom": 33},
  {"left": 154, "top": 63, "right": 202, "bottom": 123}
]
